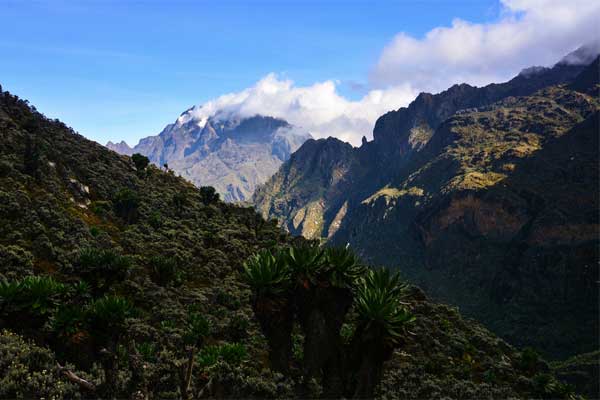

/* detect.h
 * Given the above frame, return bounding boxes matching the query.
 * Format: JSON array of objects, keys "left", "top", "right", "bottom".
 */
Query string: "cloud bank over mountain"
[
  {"left": 371, "top": 0, "right": 600, "bottom": 92},
  {"left": 177, "top": 74, "right": 416, "bottom": 146},
  {"left": 176, "top": 0, "right": 599, "bottom": 146}
]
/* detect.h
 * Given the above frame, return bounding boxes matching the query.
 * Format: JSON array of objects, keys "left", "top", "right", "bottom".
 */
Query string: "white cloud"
[
  {"left": 177, "top": 74, "right": 417, "bottom": 146},
  {"left": 172, "top": 0, "right": 598, "bottom": 148},
  {"left": 371, "top": 0, "right": 600, "bottom": 93}
]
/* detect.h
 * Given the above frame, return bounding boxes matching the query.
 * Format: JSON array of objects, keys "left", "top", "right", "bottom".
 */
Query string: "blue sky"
[
  {"left": 0, "top": 0, "right": 502, "bottom": 144},
  {"left": 1, "top": 1, "right": 596, "bottom": 146}
]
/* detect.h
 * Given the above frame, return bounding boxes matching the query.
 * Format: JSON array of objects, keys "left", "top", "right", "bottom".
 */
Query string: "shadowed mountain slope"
[{"left": 254, "top": 50, "right": 600, "bottom": 360}]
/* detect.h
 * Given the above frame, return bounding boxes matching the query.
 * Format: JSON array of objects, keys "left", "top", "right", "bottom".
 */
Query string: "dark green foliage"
[
  {"left": 77, "top": 248, "right": 131, "bottom": 295},
  {"left": 23, "top": 134, "right": 44, "bottom": 179},
  {"left": 242, "top": 245, "right": 416, "bottom": 397},
  {"left": 226, "top": 314, "right": 250, "bottom": 341},
  {"left": 149, "top": 255, "right": 180, "bottom": 286},
  {"left": 242, "top": 249, "right": 290, "bottom": 296},
  {"left": 532, "top": 373, "right": 576, "bottom": 399},
  {"left": 518, "top": 347, "right": 542, "bottom": 373},
  {"left": 197, "top": 342, "right": 247, "bottom": 369},
  {"left": 197, "top": 344, "right": 221, "bottom": 368},
  {"left": 184, "top": 312, "right": 210, "bottom": 346},
  {"left": 323, "top": 246, "right": 365, "bottom": 288},
  {"left": 148, "top": 210, "right": 162, "bottom": 228},
  {"left": 217, "top": 342, "right": 248, "bottom": 365},
  {"left": 131, "top": 153, "right": 149, "bottom": 172},
  {"left": 112, "top": 188, "right": 140, "bottom": 223},
  {"left": 355, "top": 268, "right": 414, "bottom": 343},
  {"left": 90, "top": 200, "right": 111, "bottom": 216},
  {"left": 200, "top": 186, "right": 219, "bottom": 205},
  {"left": 172, "top": 191, "right": 188, "bottom": 213},
  {"left": 285, "top": 244, "right": 325, "bottom": 285},
  {"left": 88, "top": 295, "right": 135, "bottom": 342},
  {"left": 136, "top": 341, "right": 157, "bottom": 362},
  {"left": 50, "top": 304, "right": 87, "bottom": 338},
  {"left": 0, "top": 275, "right": 67, "bottom": 321}
]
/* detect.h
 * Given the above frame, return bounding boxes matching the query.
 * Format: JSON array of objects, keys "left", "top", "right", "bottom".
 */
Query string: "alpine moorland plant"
[
  {"left": 242, "top": 249, "right": 290, "bottom": 296},
  {"left": 323, "top": 246, "right": 366, "bottom": 289},
  {"left": 77, "top": 248, "right": 131, "bottom": 295},
  {"left": 355, "top": 268, "right": 413, "bottom": 342},
  {"left": 243, "top": 245, "right": 416, "bottom": 398},
  {"left": 0, "top": 276, "right": 67, "bottom": 323},
  {"left": 284, "top": 245, "right": 325, "bottom": 287},
  {"left": 242, "top": 248, "right": 294, "bottom": 372},
  {"left": 149, "top": 255, "right": 181, "bottom": 286},
  {"left": 351, "top": 268, "right": 415, "bottom": 398}
]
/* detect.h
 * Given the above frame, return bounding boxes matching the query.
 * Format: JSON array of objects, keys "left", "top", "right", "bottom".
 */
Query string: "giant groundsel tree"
[{"left": 242, "top": 244, "right": 415, "bottom": 398}]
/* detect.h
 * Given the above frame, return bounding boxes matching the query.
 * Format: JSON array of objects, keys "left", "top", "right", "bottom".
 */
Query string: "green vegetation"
[
  {"left": 148, "top": 255, "right": 181, "bottom": 286},
  {"left": 131, "top": 153, "right": 150, "bottom": 172},
  {"left": 0, "top": 84, "right": 584, "bottom": 399},
  {"left": 242, "top": 245, "right": 414, "bottom": 397}
]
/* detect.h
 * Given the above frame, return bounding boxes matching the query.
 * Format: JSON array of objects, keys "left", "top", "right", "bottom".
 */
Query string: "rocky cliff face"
[
  {"left": 253, "top": 48, "right": 599, "bottom": 359},
  {"left": 107, "top": 113, "right": 311, "bottom": 202}
]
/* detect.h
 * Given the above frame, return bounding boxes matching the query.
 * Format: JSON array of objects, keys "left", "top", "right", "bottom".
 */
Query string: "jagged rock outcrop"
[{"left": 108, "top": 114, "right": 311, "bottom": 202}]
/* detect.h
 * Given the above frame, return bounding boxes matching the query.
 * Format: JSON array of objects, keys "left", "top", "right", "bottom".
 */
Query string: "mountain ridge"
[
  {"left": 253, "top": 47, "right": 600, "bottom": 360},
  {"left": 107, "top": 113, "right": 311, "bottom": 202}
]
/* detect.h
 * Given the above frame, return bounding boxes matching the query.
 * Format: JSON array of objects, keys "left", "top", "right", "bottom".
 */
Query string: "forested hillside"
[{"left": 0, "top": 86, "right": 586, "bottom": 398}]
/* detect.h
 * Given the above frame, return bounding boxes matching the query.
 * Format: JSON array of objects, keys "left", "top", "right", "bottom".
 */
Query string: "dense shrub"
[
  {"left": 200, "top": 186, "right": 219, "bottom": 205},
  {"left": 0, "top": 330, "right": 83, "bottom": 399},
  {"left": 112, "top": 188, "right": 140, "bottom": 223},
  {"left": 131, "top": 153, "right": 149, "bottom": 172}
]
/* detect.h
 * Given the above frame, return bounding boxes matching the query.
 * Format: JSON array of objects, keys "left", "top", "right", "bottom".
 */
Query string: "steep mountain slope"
[
  {"left": 255, "top": 50, "right": 590, "bottom": 240},
  {"left": 0, "top": 87, "right": 578, "bottom": 398},
  {"left": 107, "top": 111, "right": 311, "bottom": 202},
  {"left": 254, "top": 49, "right": 599, "bottom": 359}
]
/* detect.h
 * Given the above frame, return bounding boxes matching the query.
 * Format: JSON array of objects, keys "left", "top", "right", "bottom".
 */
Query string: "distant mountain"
[
  {"left": 107, "top": 112, "right": 311, "bottom": 202},
  {"left": 105, "top": 140, "right": 133, "bottom": 156},
  {"left": 254, "top": 46, "right": 600, "bottom": 361}
]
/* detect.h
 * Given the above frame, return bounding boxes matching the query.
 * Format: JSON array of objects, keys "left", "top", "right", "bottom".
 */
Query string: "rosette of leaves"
[
  {"left": 242, "top": 249, "right": 293, "bottom": 372},
  {"left": 0, "top": 276, "right": 67, "bottom": 329},
  {"left": 351, "top": 268, "right": 415, "bottom": 398},
  {"left": 323, "top": 246, "right": 366, "bottom": 289},
  {"left": 355, "top": 268, "right": 413, "bottom": 343},
  {"left": 88, "top": 295, "right": 136, "bottom": 343},
  {"left": 284, "top": 245, "right": 325, "bottom": 288},
  {"left": 242, "top": 249, "right": 290, "bottom": 297},
  {"left": 149, "top": 255, "right": 181, "bottom": 286},
  {"left": 77, "top": 248, "right": 131, "bottom": 295}
]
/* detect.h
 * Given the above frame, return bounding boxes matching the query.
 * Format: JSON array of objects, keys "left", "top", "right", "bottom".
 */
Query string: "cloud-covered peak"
[
  {"left": 172, "top": 73, "right": 417, "bottom": 146},
  {"left": 170, "top": 1, "right": 598, "bottom": 148},
  {"left": 558, "top": 40, "right": 600, "bottom": 66}
]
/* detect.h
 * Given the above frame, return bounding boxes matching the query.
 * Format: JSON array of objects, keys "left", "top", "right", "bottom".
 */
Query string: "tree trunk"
[
  {"left": 295, "top": 285, "right": 353, "bottom": 396},
  {"left": 350, "top": 325, "right": 395, "bottom": 399},
  {"left": 254, "top": 296, "right": 294, "bottom": 373},
  {"left": 181, "top": 346, "right": 196, "bottom": 400},
  {"left": 127, "top": 340, "right": 149, "bottom": 400},
  {"left": 100, "top": 344, "right": 119, "bottom": 399}
]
